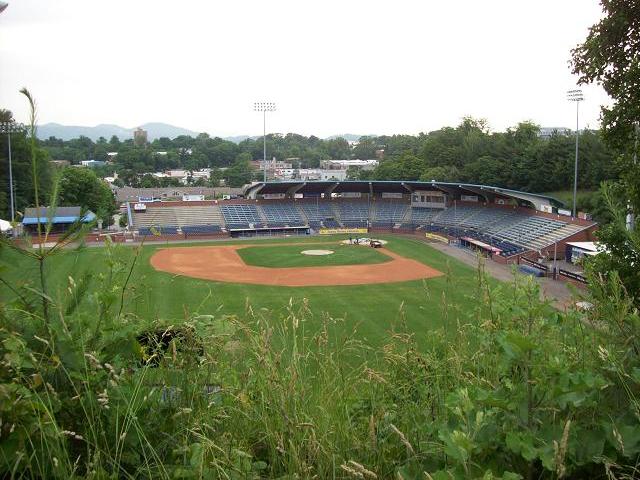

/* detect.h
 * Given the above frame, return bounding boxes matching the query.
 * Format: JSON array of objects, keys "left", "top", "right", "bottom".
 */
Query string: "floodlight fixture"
[
  {"left": 567, "top": 89, "right": 584, "bottom": 102},
  {"left": 0, "top": 122, "right": 26, "bottom": 134}
]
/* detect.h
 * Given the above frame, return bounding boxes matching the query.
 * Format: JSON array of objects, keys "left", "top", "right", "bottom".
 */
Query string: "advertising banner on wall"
[
  {"left": 319, "top": 228, "right": 368, "bottom": 235},
  {"left": 425, "top": 232, "right": 449, "bottom": 243}
]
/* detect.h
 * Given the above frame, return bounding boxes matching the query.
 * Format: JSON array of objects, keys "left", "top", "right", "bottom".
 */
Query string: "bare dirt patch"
[{"left": 150, "top": 244, "right": 442, "bottom": 287}]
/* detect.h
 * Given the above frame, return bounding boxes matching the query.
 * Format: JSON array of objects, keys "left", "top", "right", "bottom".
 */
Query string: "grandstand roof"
[{"left": 243, "top": 181, "right": 563, "bottom": 210}]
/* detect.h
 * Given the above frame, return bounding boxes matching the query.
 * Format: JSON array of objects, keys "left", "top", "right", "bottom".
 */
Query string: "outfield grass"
[
  {"left": 236, "top": 242, "right": 392, "bottom": 268},
  {"left": 0, "top": 235, "right": 494, "bottom": 349}
]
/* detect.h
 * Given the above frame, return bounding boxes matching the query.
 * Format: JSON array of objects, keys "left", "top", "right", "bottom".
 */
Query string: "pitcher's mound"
[{"left": 301, "top": 249, "right": 334, "bottom": 256}]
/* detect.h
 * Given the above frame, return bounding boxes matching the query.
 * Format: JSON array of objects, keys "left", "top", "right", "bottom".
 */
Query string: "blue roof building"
[{"left": 22, "top": 206, "right": 96, "bottom": 234}]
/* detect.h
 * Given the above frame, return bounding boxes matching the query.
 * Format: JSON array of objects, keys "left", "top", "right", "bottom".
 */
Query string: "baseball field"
[{"left": 0, "top": 234, "right": 492, "bottom": 348}]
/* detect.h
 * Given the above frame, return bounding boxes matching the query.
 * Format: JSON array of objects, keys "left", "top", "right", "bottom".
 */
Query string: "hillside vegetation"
[{"left": 2, "top": 233, "right": 640, "bottom": 479}]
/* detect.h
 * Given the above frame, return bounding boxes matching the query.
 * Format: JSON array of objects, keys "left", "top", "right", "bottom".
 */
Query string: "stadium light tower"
[
  {"left": 0, "top": 121, "right": 26, "bottom": 222},
  {"left": 254, "top": 102, "right": 276, "bottom": 182},
  {"left": 567, "top": 89, "right": 584, "bottom": 218}
]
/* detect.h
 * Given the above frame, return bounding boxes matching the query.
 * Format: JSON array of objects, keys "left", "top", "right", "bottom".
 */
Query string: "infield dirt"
[{"left": 150, "top": 244, "right": 442, "bottom": 287}]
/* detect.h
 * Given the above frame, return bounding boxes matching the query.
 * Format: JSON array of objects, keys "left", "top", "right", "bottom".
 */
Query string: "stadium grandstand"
[{"left": 126, "top": 180, "right": 597, "bottom": 260}]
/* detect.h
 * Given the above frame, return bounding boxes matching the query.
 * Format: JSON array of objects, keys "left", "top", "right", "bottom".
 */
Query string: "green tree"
[
  {"left": 225, "top": 157, "right": 254, "bottom": 187},
  {"left": 58, "top": 167, "right": 117, "bottom": 225},
  {"left": 571, "top": 0, "right": 640, "bottom": 212}
]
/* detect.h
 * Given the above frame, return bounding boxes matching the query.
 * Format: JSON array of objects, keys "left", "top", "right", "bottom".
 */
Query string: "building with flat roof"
[
  {"left": 22, "top": 206, "right": 96, "bottom": 234},
  {"left": 321, "top": 159, "right": 378, "bottom": 170}
]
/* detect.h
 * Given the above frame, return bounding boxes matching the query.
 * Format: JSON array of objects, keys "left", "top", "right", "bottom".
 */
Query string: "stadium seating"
[
  {"left": 322, "top": 219, "right": 341, "bottom": 228},
  {"left": 485, "top": 215, "right": 566, "bottom": 249},
  {"left": 260, "top": 202, "right": 306, "bottom": 226},
  {"left": 133, "top": 208, "right": 178, "bottom": 230},
  {"left": 458, "top": 207, "right": 518, "bottom": 229},
  {"left": 432, "top": 205, "right": 482, "bottom": 225},
  {"left": 138, "top": 225, "right": 178, "bottom": 236},
  {"left": 220, "top": 204, "right": 262, "bottom": 228},
  {"left": 336, "top": 201, "right": 369, "bottom": 223},
  {"left": 299, "top": 202, "right": 340, "bottom": 228},
  {"left": 373, "top": 201, "right": 409, "bottom": 223},
  {"left": 131, "top": 199, "right": 588, "bottom": 256},
  {"left": 182, "top": 225, "right": 223, "bottom": 235},
  {"left": 132, "top": 205, "right": 224, "bottom": 230},
  {"left": 410, "top": 207, "right": 441, "bottom": 225}
]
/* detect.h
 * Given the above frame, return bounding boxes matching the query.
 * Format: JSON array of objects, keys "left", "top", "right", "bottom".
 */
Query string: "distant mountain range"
[
  {"left": 36, "top": 122, "right": 372, "bottom": 143},
  {"left": 36, "top": 122, "right": 199, "bottom": 142}
]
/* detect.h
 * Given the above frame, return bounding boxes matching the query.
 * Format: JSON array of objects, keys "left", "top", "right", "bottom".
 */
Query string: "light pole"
[
  {"left": 567, "top": 89, "right": 584, "bottom": 218},
  {"left": 253, "top": 102, "right": 276, "bottom": 183},
  {"left": 0, "top": 121, "right": 26, "bottom": 222}
]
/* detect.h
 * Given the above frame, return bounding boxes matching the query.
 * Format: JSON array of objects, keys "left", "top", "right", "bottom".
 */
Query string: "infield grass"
[
  {"left": 0, "top": 235, "right": 495, "bottom": 349},
  {"left": 236, "top": 242, "right": 392, "bottom": 268}
]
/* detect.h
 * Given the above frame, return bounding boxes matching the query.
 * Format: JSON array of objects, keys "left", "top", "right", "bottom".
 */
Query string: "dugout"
[
  {"left": 460, "top": 236, "right": 502, "bottom": 257},
  {"left": 226, "top": 225, "right": 309, "bottom": 238}
]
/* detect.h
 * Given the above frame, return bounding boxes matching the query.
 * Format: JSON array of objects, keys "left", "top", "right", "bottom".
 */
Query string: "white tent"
[{"left": 0, "top": 219, "right": 12, "bottom": 232}]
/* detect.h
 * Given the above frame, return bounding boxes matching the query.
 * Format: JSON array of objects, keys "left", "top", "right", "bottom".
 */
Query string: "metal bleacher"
[
  {"left": 373, "top": 201, "right": 409, "bottom": 224},
  {"left": 182, "top": 225, "right": 223, "bottom": 235},
  {"left": 336, "top": 201, "right": 369, "bottom": 227},
  {"left": 260, "top": 203, "right": 306, "bottom": 226},
  {"left": 488, "top": 215, "right": 567, "bottom": 249},
  {"left": 132, "top": 205, "right": 224, "bottom": 230},
  {"left": 410, "top": 207, "right": 441, "bottom": 226},
  {"left": 299, "top": 202, "right": 339, "bottom": 228},
  {"left": 459, "top": 207, "right": 518, "bottom": 229},
  {"left": 220, "top": 204, "right": 262, "bottom": 229},
  {"left": 432, "top": 205, "right": 482, "bottom": 226}
]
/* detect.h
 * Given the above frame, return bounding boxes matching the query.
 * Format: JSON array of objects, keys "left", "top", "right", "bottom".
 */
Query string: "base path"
[{"left": 150, "top": 245, "right": 442, "bottom": 287}]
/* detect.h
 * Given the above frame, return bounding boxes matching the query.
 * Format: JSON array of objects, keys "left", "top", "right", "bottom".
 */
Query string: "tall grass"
[{"left": 2, "top": 240, "right": 640, "bottom": 478}]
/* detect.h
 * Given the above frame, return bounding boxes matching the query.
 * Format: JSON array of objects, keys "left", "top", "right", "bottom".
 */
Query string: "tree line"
[
  {"left": 36, "top": 119, "right": 619, "bottom": 191},
  {"left": 0, "top": 114, "right": 623, "bottom": 223}
]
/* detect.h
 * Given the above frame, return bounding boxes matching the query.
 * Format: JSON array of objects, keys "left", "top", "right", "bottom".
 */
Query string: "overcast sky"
[{"left": 0, "top": 0, "right": 609, "bottom": 138}]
